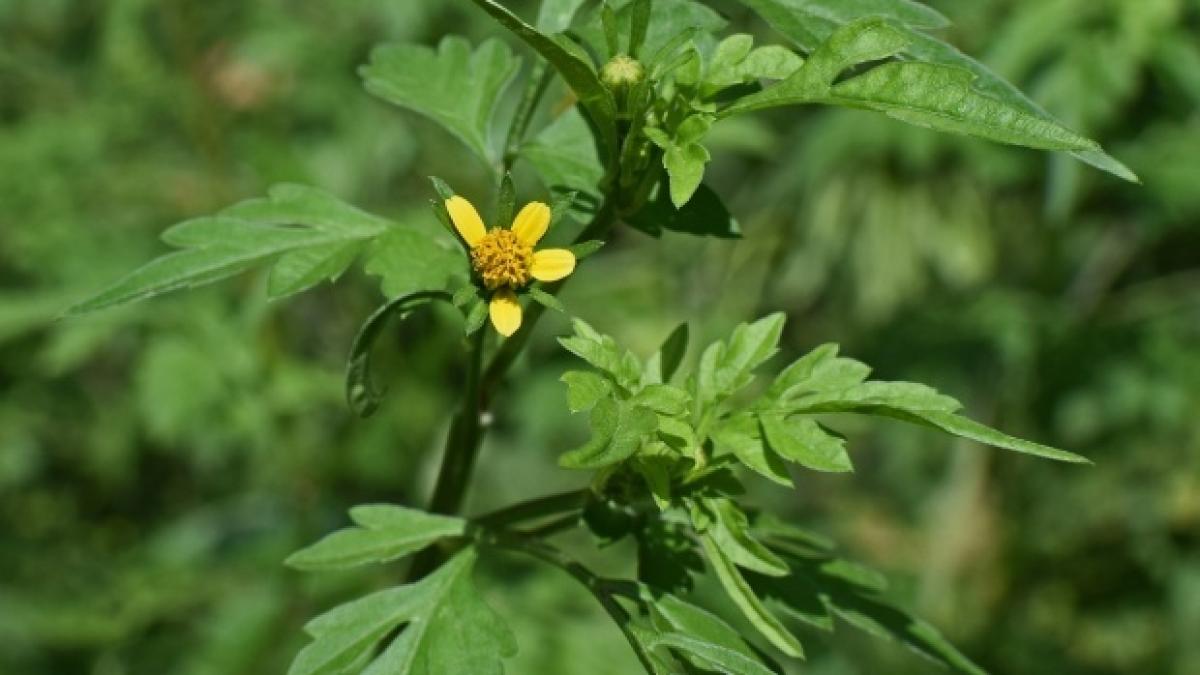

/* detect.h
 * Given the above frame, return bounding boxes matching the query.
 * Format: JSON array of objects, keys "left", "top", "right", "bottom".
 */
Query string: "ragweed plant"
[{"left": 68, "top": 0, "right": 1137, "bottom": 672}]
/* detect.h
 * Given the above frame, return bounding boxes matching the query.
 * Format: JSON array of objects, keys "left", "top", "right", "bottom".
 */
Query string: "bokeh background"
[{"left": 2, "top": 0, "right": 1198, "bottom": 673}]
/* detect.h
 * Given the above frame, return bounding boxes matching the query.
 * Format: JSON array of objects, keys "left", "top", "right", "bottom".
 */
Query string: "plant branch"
[
  {"left": 407, "top": 327, "right": 486, "bottom": 579},
  {"left": 474, "top": 488, "right": 588, "bottom": 529},
  {"left": 482, "top": 529, "right": 661, "bottom": 673}
]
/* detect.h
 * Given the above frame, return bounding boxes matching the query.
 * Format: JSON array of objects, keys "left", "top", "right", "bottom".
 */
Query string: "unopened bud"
[{"left": 600, "top": 54, "right": 645, "bottom": 91}]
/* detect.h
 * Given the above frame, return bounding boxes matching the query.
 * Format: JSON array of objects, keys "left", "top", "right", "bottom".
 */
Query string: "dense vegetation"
[{"left": 2, "top": 0, "right": 1197, "bottom": 673}]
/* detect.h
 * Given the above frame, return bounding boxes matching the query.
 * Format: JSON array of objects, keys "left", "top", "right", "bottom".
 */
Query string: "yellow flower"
[{"left": 445, "top": 195, "right": 576, "bottom": 337}]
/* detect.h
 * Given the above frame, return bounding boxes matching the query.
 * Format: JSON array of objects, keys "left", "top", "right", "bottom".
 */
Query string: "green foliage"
[
  {"left": 10, "top": 1, "right": 1194, "bottom": 674},
  {"left": 361, "top": 37, "right": 520, "bottom": 166},
  {"left": 289, "top": 549, "right": 515, "bottom": 675},
  {"left": 285, "top": 505, "right": 467, "bottom": 571}
]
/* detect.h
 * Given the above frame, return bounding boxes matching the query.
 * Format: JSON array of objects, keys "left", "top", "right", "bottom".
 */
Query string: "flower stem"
[{"left": 407, "top": 327, "right": 486, "bottom": 579}]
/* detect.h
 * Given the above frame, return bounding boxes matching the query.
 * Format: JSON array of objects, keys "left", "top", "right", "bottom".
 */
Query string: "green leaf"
[
  {"left": 360, "top": 36, "right": 519, "bottom": 165},
  {"left": 559, "top": 318, "right": 643, "bottom": 390},
  {"left": 648, "top": 593, "right": 775, "bottom": 675},
  {"left": 68, "top": 184, "right": 391, "bottom": 315},
  {"left": 697, "top": 313, "right": 786, "bottom": 406},
  {"left": 736, "top": 0, "right": 949, "bottom": 51},
  {"left": 712, "top": 413, "right": 793, "bottom": 487},
  {"left": 467, "top": 0, "right": 619, "bottom": 168},
  {"left": 704, "top": 497, "right": 790, "bottom": 576},
  {"left": 650, "top": 322, "right": 689, "bottom": 384},
  {"left": 733, "top": 0, "right": 1135, "bottom": 180},
  {"left": 664, "top": 140, "right": 711, "bottom": 208},
  {"left": 704, "top": 34, "right": 804, "bottom": 98},
  {"left": 637, "top": 517, "right": 705, "bottom": 592},
  {"left": 726, "top": 18, "right": 1101, "bottom": 153},
  {"left": 528, "top": 286, "right": 566, "bottom": 313},
  {"left": 363, "top": 226, "right": 466, "bottom": 300},
  {"left": 289, "top": 549, "right": 516, "bottom": 675},
  {"left": 576, "top": 0, "right": 727, "bottom": 65},
  {"left": 345, "top": 292, "right": 451, "bottom": 418},
  {"left": 760, "top": 414, "right": 853, "bottom": 473},
  {"left": 699, "top": 533, "right": 804, "bottom": 658},
  {"left": 559, "top": 397, "right": 659, "bottom": 469},
  {"left": 627, "top": 183, "right": 741, "bottom": 239},
  {"left": 286, "top": 505, "right": 467, "bottom": 572},
  {"left": 632, "top": 384, "right": 692, "bottom": 416},
  {"left": 784, "top": 380, "right": 1088, "bottom": 463},
  {"left": 268, "top": 241, "right": 365, "bottom": 299},
  {"left": 561, "top": 370, "right": 613, "bottom": 413},
  {"left": 537, "top": 0, "right": 587, "bottom": 32},
  {"left": 766, "top": 343, "right": 871, "bottom": 400},
  {"left": 752, "top": 550, "right": 987, "bottom": 675},
  {"left": 520, "top": 108, "right": 605, "bottom": 207}
]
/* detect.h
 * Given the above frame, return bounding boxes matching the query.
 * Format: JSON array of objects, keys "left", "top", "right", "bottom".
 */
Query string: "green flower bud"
[{"left": 600, "top": 54, "right": 645, "bottom": 92}]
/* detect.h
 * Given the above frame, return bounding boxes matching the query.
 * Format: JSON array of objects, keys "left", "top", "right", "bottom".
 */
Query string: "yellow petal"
[
  {"left": 530, "top": 248, "right": 576, "bottom": 282},
  {"left": 511, "top": 201, "right": 551, "bottom": 246},
  {"left": 446, "top": 196, "right": 486, "bottom": 248},
  {"left": 488, "top": 288, "right": 522, "bottom": 337}
]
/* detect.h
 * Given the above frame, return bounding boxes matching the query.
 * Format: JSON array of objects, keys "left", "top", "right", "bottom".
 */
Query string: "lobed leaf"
[
  {"left": 285, "top": 504, "right": 467, "bottom": 571},
  {"left": 467, "top": 0, "right": 619, "bottom": 168},
  {"left": 290, "top": 549, "right": 516, "bottom": 675},
  {"left": 360, "top": 36, "right": 519, "bottom": 165},
  {"left": 68, "top": 184, "right": 394, "bottom": 315},
  {"left": 732, "top": 0, "right": 1136, "bottom": 180}
]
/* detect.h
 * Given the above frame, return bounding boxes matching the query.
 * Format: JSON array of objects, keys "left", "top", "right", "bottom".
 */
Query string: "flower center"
[{"left": 471, "top": 229, "right": 533, "bottom": 290}]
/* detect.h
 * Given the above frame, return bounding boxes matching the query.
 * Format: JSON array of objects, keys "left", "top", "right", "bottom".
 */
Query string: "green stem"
[
  {"left": 503, "top": 62, "right": 552, "bottom": 172},
  {"left": 407, "top": 328, "right": 486, "bottom": 579},
  {"left": 483, "top": 530, "right": 661, "bottom": 673},
  {"left": 474, "top": 488, "right": 587, "bottom": 529}
]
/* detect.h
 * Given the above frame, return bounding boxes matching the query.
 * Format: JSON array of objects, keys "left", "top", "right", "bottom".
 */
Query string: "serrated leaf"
[
  {"left": 712, "top": 413, "right": 793, "bottom": 487},
  {"left": 559, "top": 397, "right": 659, "bottom": 469},
  {"left": 289, "top": 549, "right": 516, "bottom": 675},
  {"left": 726, "top": 18, "right": 1101, "bottom": 154},
  {"left": 561, "top": 370, "right": 613, "bottom": 413},
  {"left": 468, "top": 0, "right": 619, "bottom": 167},
  {"left": 559, "top": 318, "right": 643, "bottom": 390},
  {"left": 753, "top": 550, "right": 987, "bottom": 675},
  {"left": 363, "top": 226, "right": 466, "bottom": 300},
  {"left": 766, "top": 343, "right": 871, "bottom": 400},
  {"left": 649, "top": 633, "right": 776, "bottom": 675},
  {"left": 633, "top": 384, "right": 692, "bottom": 416},
  {"left": 648, "top": 593, "right": 776, "bottom": 675},
  {"left": 360, "top": 36, "right": 519, "bottom": 164},
  {"left": 785, "top": 381, "right": 1088, "bottom": 463},
  {"left": 68, "top": 184, "right": 390, "bottom": 315},
  {"left": 704, "top": 497, "right": 790, "bottom": 576},
  {"left": 733, "top": 0, "right": 1135, "bottom": 180},
  {"left": 269, "top": 240, "right": 364, "bottom": 299},
  {"left": 760, "top": 414, "right": 853, "bottom": 473},
  {"left": 286, "top": 505, "right": 467, "bottom": 571},
  {"left": 697, "top": 313, "right": 786, "bottom": 406},
  {"left": 699, "top": 533, "right": 805, "bottom": 658}
]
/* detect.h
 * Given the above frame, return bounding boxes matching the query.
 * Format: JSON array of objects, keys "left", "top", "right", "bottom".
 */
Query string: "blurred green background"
[{"left": 2, "top": 0, "right": 1198, "bottom": 673}]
